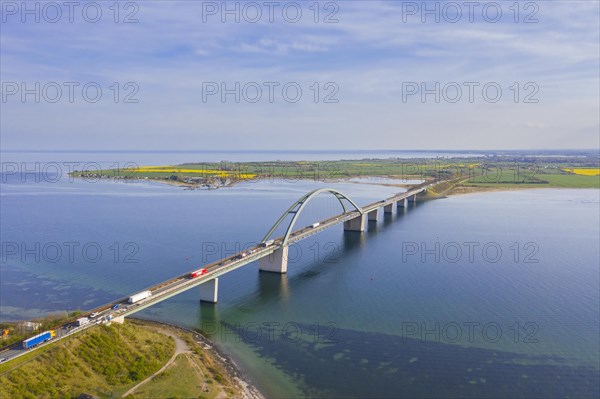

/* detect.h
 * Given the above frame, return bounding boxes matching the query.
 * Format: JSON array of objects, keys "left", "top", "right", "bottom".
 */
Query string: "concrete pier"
[
  {"left": 408, "top": 194, "right": 417, "bottom": 203},
  {"left": 200, "top": 278, "right": 219, "bottom": 303},
  {"left": 384, "top": 203, "right": 394, "bottom": 214},
  {"left": 397, "top": 198, "right": 407, "bottom": 208},
  {"left": 259, "top": 246, "right": 288, "bottom": 273},
  {"left": 343, "top": 215, "right": 365, "bottom": 232},
  {"left": 368, "top": 209, "right": 378, "bottom": 221}
]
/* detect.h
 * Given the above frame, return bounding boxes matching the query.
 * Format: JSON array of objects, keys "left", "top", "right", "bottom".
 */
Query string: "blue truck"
[{"left": 22, "top": 330, "right": 55, "bottom": 349}]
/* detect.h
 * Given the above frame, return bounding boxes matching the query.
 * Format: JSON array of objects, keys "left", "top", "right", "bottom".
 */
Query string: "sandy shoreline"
[
  {"left": 135, "top": 175, "right": 565, "bottom": 197},
  {"left": 130, "top": 317, "right": 265, "bottom": 399}
]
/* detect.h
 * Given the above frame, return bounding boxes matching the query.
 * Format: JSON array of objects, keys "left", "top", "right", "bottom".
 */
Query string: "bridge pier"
[
  {"left": 199, "top": 278, "right": 219, "bottom": 303},
  {"left": 368, "top": 209, "right": 378, "bottom": 221},
  {"left": 408, "top": 194, "right": 417, "bottom": 203},
  {"left": 344, "top": 215, "right": 365, "bottom": 232},
  {"left": 384, "top": 203, "right": 394, "bottom": 214},
  {"left": 397, "top": 198, "right": 407, "bottom": 208},
  {"left": 259, "top": 246, "right": 288, "bottom": 273}
]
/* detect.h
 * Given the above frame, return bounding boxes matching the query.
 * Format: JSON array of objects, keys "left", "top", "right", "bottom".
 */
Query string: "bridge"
[
  {"left": 114, "top": 181, "right": 434, "bottom": 308},
  {"left": 0, "top": 180, "right": 439, "bottom": 362}
]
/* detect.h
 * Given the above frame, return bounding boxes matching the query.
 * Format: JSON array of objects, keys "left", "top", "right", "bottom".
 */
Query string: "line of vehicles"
[
  {"left": 12, "top": 263, "right": 221, "bottom": 353},
  {"left": 16, "top": 293, "right": 143, "bottom": 352},
  {"left": 19, "top": 312, "right": 118, "bottom": 351}
]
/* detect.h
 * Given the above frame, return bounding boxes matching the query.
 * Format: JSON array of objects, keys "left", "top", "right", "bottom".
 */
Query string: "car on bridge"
[{"left": 190, "top": 268, "right": 208, "bottom": 278}]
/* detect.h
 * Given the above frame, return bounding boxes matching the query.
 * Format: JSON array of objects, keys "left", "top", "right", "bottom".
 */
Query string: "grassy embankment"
[{"left": 0, "top": 320, "right": 249, "bottom": 399}]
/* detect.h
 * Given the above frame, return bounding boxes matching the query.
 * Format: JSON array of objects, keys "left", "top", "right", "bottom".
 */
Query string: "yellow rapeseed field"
[
  {"left": 562, "top": 168, "right": 600, "bottom": 176},
  {"left": 135, "top": 166, "right": 256, "bottom": 179}
]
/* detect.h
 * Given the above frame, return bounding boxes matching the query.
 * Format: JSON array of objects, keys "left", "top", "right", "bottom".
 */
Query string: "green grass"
[
  {"left": 128, "top": 353, "right": 234, "bottom": 399},
  {"left": 542, "top": 174, "right": 600, "bottom": 188}
]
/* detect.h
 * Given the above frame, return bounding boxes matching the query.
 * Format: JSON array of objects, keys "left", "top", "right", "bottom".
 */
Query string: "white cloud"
[{"left": 1, "top": 0, "right": 598, "bottom": 150}]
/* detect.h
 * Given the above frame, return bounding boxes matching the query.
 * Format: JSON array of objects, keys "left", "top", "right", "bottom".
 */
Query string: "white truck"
[
  {"left": 76, "top": 317, "right": 90, "bottom": 327},
  {"left": 128, "top": 290, "right": 152, "bottom": 304}
]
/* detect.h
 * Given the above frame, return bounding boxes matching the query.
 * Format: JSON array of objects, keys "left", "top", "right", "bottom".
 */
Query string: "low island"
[{"left": 69, "top": 153, "right": 600, "bottom": 193}]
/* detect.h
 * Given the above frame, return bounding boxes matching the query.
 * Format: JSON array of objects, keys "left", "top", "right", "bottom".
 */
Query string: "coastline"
[{"left": 110, "top": 175, "right": 598, "bottom": 197}]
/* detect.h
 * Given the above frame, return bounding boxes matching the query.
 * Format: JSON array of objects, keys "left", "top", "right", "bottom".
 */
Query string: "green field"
[
  {"left": 462, "top": 172, "right": 599, "bottom": 189},
  {"left": 539, "top": 173, "right": 599, "bottom": 188}
]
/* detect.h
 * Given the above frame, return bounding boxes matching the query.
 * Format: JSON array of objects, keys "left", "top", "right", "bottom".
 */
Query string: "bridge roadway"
[{"left": 0, "top": 183, "right": 434, "bottom": 363}]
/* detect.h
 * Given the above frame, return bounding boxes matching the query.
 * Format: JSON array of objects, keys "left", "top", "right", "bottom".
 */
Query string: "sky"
[{"left": 1, "top": 0, "right": 599, "bottom": 151}]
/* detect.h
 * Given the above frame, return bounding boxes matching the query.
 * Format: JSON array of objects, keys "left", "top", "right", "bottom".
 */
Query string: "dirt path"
[{"left": 121, "top": 329, "right": 190, "bottom": 397}]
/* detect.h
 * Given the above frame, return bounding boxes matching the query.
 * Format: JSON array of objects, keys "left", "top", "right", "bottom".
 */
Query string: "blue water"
[{"left": 1, "top": 152, "right": 598, "bottom": 398}]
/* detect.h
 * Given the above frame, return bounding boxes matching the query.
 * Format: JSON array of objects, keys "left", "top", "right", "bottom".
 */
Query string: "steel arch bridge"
[
  {"left": 0, "top": 182, "right": 443, "bottom": 363},
  {"left": 261, "top": 188, "right": 364, "bottom": 247}
]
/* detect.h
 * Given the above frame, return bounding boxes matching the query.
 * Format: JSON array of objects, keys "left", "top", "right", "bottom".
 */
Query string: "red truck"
[{"left": 190, "top": 268, "right": 208, "bottom": 278}]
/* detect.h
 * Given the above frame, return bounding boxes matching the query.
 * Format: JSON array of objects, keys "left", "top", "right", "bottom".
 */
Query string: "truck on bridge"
[
  {"left": 128, "top": 290, "right": 152, "bottom": 304},
  {"left": 22, "top": 330, "right": 56, "bottom": 349}
]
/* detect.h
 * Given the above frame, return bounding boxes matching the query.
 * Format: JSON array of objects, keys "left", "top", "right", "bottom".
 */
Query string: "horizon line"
[{"left": 1, "top": 149, "right": 598, "bottom": 154}]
